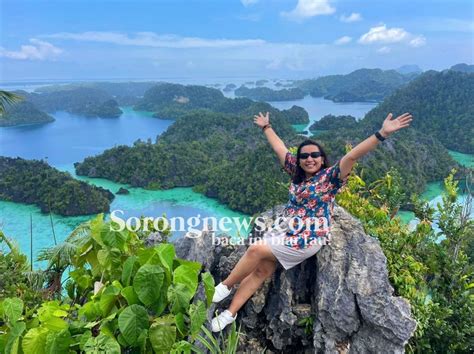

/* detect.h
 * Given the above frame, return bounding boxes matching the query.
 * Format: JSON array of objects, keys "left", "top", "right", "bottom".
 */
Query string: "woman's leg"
[
  {"left": 227, "top": 259, "right": 277, "bottom": 315},
  {"left": 222, "top": 240, "right": 277, "bottom": 288}
]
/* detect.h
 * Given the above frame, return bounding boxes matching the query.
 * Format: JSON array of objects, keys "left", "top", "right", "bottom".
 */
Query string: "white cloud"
[
  {"left": 377, "top": 46, "right": 391, "bottom": 54},
  {"left": 0, "top": 39, "right": 62, "bottom": 60},
  {"left": 44, "top": 31, "right": 266, "bottom": 49},
  {"left": 241, "top": 0, "right": 258, "bottom": 6},
  {"left": 334, "top": 36, "right": 352, "bottom": 45},
  {"left": 409, "top": 35, "right": 426, "bottom": 47},
  {"left": 359, "top": 24, "right": 426, "bottom": 47},
  {"left": 340, "top": 13, "right": 362, "bottom": 23},
  {"left": 359, "top": 24, "right": 408, "bottom": 44},
  {"left": 281, "top": 0, "right": 335, "bottom": 22}
]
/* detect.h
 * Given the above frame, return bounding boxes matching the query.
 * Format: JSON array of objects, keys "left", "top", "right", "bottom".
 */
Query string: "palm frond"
[{"left": 0, "top": 90, "right": 23, "bottom": 115}]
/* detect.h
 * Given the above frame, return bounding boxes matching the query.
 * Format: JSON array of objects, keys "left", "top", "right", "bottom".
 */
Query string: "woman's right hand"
[{"left": 253, "top": 112, "right": 270, "bottom": 129}]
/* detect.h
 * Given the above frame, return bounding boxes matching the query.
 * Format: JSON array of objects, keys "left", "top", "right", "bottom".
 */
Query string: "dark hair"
[{"left": 292, "top": 139, "right": 330, "bottom": 184}]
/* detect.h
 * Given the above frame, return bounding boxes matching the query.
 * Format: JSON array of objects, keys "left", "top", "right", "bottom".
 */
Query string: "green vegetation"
[
  {"left": 337, "top": 165, "right": 473, "bottom": 352},
  {"left": 362, "top": 70, "right": 474, "bottom": 153},
  {"left": 77, "top": 70, "right": 471, "bottom": 214},
  {"left": 16, "top": 88, "right": 122, "bottom": 118},
  {"left": 280, "top": 105, "right": 309, "bottom": 125},
  {"left": 75, "top": 107, "right": 296, "bottom": 214},
  {"left": 1, "top": 164, "right": 472, "bottom": 352},
  {"left": 0, "top": 101, "right": 55, "bottom": 127},
  {"left": 135, "top": 83, "right": 227, "bottom": 112},
  {"left": 450, "top": 63, "right": 474, "bottom": 73},
  {"left": 0, "top": 157, "right": 114, "bottom": 216},
  {"left": 234, "top": 86, "right": 305, "bottom": 101},
  {"left": 294, "top": 68, "right": 416, "bottom": 102},
  {"left": 35, "top": 82, "right": 161, "bottom": 106},
  {"left": 308, "top": 114, "right": 357, "bottom": 132},
  {"left": 0, "top": 215, "right": 242, "bottom": 353}
]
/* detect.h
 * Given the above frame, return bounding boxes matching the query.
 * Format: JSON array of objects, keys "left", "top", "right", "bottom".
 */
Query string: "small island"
[
  {"left": 281, "top": 105, "right": 310, "bottom": 125},
  {"left": 223, "top": 83, "right": 237, "bottom": 92},
  {"left": 234, "top": 86, "right": 305, "bottom": 101},
  {"left": 18, "top": 87, "right": 123, "bottom": 118},
  {"left": 0, "top": 157, "right": 114, "bottom": 216},
  {"left": 0, "top": 101, "right": 55, "bottom": 127},
  {"left": 309, "top": 114, "right": 358, "bottom": 132},
  {"left": 294, "top": 68, "right": 416, "bottom": 102}
]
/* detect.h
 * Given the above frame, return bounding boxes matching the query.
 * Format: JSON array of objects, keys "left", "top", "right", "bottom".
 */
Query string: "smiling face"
[{"left": 299, "top": 145, "right": 324, "bottom": 177}]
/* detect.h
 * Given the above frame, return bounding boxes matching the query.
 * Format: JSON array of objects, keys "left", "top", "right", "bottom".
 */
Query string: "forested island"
[
  {"left": 294, "top": 68, "right": 417, "bottom": 102},
  {"left": 0, "top": 101, "right": 55, "bottom": 127},
  {"left": 361, "top": 70, "right": 474, "bottom": 153},
  {"left": 73, "top": 67, "right": 471, "bottom": 214},
  {"left": 234, "top": 86, "right": 305, "bottom": 101},
  {"left": 309, "top": 114, "right": 358, "bottom": 132},
  {"left": 281, "top": 105, "right": 309, "bottom": 125},
  {"left": 132, "top": 83, "right": 307, "bottom": 125},
  {"left": 0, "top": 157, "right": 114, "bottom": 216},
  {"left": 16, "top": 87, "right": 123, "bottom": 118},
  {"left": 223, "top": 83, "right": 237, "bottom": 92},
  {"left": 35, "top": 81, "right": 161, "bottom": 106}
]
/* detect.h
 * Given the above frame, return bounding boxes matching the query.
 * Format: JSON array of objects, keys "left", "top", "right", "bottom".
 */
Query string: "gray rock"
[{"left": 172, "top": 205, "right": 417, "bottom": 353}]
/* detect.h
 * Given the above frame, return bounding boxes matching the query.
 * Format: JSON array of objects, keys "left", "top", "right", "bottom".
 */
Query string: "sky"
[{"left": 0, "top": 0, "right": 473, "bottom": 81}]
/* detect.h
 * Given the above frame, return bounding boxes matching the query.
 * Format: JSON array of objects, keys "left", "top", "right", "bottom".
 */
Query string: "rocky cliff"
[{"left": 173, "top": 205, "right": 417, "bottom": 353}]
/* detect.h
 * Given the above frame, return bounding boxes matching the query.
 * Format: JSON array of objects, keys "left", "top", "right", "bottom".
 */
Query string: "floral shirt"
[{"left": 280, "top": 151, "right": 348, "bottom": 250}]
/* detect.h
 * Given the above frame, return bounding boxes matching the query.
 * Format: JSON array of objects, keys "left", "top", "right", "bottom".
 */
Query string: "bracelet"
[
  {"left": 374, "top": 131, "right": 386, "bottom": 142},
  {"left": 262, "top": 124, "right": 272, "bottom": 132}
]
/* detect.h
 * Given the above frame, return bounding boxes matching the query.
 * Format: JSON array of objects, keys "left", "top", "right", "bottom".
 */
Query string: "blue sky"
[{"left": 1, "top": 0, "right": 473, "bottom": 81}]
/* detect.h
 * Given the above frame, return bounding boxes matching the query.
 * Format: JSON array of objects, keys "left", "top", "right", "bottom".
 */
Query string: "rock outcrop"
[{"left": 173, "top": 204, "right": 417, "bottom": 353}]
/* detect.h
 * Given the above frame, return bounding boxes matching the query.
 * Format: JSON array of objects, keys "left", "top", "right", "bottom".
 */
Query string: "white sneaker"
[
  {"left": 212, "top": 282, "right": 231, "bottom": 303},
  {"left": 211, "top": 310, "right": 237, "bottom": 332}
]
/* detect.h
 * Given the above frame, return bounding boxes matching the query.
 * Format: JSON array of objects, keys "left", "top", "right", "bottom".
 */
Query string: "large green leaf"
[
  {"left": 83, "top": 333, "right": 121, "bottom": 354},
  {"left": 101, "top": 229, "right": 128, "bottom": 251},
  {"left": 137, "top": 248, "right": 156, "bottom": 265},
  {"left": 99, "top": 285, "right": 120, "bottom": 316},
  {"left": 189, "top": 300, "right": 207, "bottom": 338},
  {"left": 117, "top": 304, "right": 149, "bottom": 347},
  {"left": 167, "top": 283, "right": 192, "bottom": 314},
  {"left": 133, "top": 264, "right": 165, "bottom": 306},
  {"left": 121, "top": 256, "right": 137, "bottom": 286},
  {"left": 174, "top": 312, "right": 187, "bottom": 337},
  {"left": 45, "top": 329, "right": 72, "bottom": 354},
  {"left": 201, "top": 272, "right": 215, "bottom": 307},
  {"left": 149, "top": 316, "right": 176, "bottom": 353},
  {"left": 5, "top": 321, "right": 26, "bottom": 354},
  {"left": 156, "top": 243, "right": 175, "bottom": 271},
  {"left": 37, "top": 302, "right": 68, "bottom": 331},
  {"left": 152, "top": 279, "right": 169, "bottom": 317},
  {"left": 173, "top": 264, "right": 199, "bottom": 296},
  {"left": 121, "top": 286, "right": 139, "bottom": 306},
  {"left": 22, "top": 327, "right": 48, "bottom": 354},
  {"left": 3, "top": 298, "right": 23, "bottom": 324}
]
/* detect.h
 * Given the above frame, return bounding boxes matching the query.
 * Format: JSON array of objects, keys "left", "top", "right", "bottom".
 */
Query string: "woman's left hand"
[{"left": 380, "top": 112, "right": 413, "bottom": 137}]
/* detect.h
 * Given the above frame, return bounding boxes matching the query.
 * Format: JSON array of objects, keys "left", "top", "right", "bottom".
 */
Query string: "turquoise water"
[
  {"left": 0, "top": 164, "right": 251, "bottom": 267},
  {"left": 1, "top": 88, "right": 471, "bottom": 262},
  {"left": 401, "top": 151, "right": 473, "bottom": 228},
  {"left": 0, "top": 107, "right": 251, "bottom": 263}
]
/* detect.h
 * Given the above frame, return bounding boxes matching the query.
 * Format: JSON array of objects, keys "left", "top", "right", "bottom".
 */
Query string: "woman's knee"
[
  {"left": 254, "top": 260, "right": 277, "bottom": 279},
  {"left": 247, "top": 243, "right": 265, "bottom": 258}
]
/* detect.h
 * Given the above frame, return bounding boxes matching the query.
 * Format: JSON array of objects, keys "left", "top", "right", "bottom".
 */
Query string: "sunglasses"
[{"left": 299, "top": 152, "right": 322, "bottom": 159}]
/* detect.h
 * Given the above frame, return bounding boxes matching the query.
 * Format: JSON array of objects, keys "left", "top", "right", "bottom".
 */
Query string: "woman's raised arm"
[
  {"left": 339, "top": 112, "right": 413, "bottom": 180},
  {"left": 254, "top": 112, "right": 289, "bottom": 166}
]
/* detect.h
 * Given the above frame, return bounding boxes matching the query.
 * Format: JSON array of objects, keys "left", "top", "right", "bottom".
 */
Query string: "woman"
[{"left": 211, "top": 111, "right": 412, "bottom": 332}]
